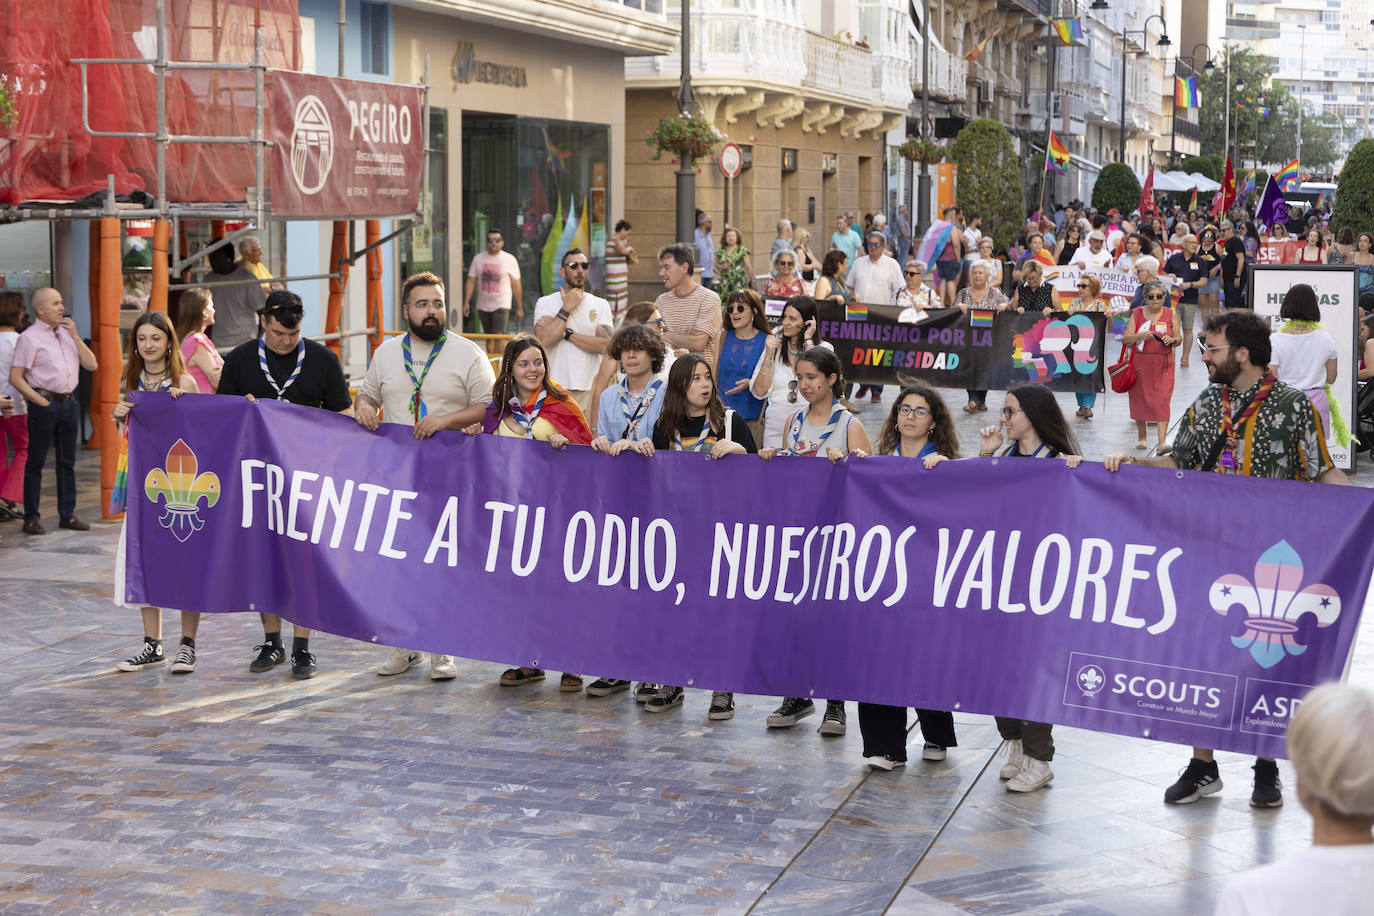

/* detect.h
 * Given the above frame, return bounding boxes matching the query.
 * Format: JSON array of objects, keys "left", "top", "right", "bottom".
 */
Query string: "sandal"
[
  {"left": 1084, "top": 407, "right": 1093, "bottom": 419},
  {"left": 964, "top": 402, "right": 979, "bottom": 413},
  {"left": 976, "top": 402, "right": 989, "bottom": 412},
  {"left": 559, "top": 673, "right": 584, "bottom": 693},
  {"left": 1136, "top": 439, "right": 1147, "bottom": 450},
  {"left": 499, "top": 666, "right": 545, "bottom": 686}
]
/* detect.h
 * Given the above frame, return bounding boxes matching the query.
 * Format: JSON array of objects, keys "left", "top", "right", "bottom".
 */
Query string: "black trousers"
[
  {"left": 857, "top": 704, "right": 958, "bottom": 761},
  {"left": 23, "top": 397, "right": 78, "bottom": 520}
]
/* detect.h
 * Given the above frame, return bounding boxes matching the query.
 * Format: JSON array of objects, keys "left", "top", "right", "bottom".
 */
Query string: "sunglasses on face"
[
  {"left": 1077, "top": 283, "right": 1090, "bottom": 289},
  {"left": 1145, "top": 293, "right": 1166, "bottom": 300},
  {"left": 905, "top": 270, "right": 921, "bottom": 277},
  {"left": 565, "top": 262, "right": 591, "bottom": 270},
  {"left": 728, "top": 304, "right": 750, "bottom": 315},
  {"left": 776, "top": 260, "right": 794, "bottom": 267},
  {"left": 649, "top": 317, "right": 667, "bottom": 328}
]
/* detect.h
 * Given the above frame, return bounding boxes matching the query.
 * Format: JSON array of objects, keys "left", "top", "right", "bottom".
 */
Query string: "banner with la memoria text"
[
  {"left": 818, "top": 303, "right": 1106, "bottom": 393},
  {"left": 126, "top": 395, "right": 1374, "bottom": 758}
]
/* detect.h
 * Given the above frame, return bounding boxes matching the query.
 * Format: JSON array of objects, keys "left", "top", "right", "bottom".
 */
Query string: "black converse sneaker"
[
  {"left": 818, "top": 701, "right": 847, "bottom": 736},
  {"left": 586, "top": 678, "right": 631, "bottom": 696},
  {"left": 644, "top": 685, "right": 685, "bottom": 712},
  {"left": 707, "top": 692, "right": 735, "bottom": 720},
  {"left": 170, "top": 643, "right": 196, "bottom": 674},
  {"left": 1164, "top": 757, "right": 1222, "bottom": 804},
  {"left": 117, "top": 640, "right": 167, "bottom": 672},
  {"left": 766, "top": 697, "right": 815, "bottom": 728}
]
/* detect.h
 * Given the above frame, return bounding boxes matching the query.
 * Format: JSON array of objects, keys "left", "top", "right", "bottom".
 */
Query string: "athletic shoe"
[
  {"left": 818, "top": 701, "right": 847, "bottom": 736},
  {"left": 117, "top": 641, "right": 166, "bottom": 672},
  {"left": 707, "top": 691, "right": 735, "bottom": 720},
  {"left": 290, "top": 651, "right": 317, "bottom": 680},
  {"left": 170, "top": 643, "right": 196, "bottom": 674},
  {"left": 644, "top": 685, "right": 684, "bottom": 712},
  {"left": 1164, "top": 757, "right": 1223, "bottom": 804},
  {"left": 998, "top": 738, "right": 1025, "bottom": 780},
  {"left": 766, "top": 697, "right": 815, "bottom": 728},
  {"left": 377, "top": 648, "right": 422, "bottom": 676},
  {"left": 1006, "top": 757, "right": 1054, "bottom": 793},
  {"left": 1250, "top": 759, "right": 1283, "bottom": 808},
  {"left": 250, "top": 642, "right": 285, "bottom": 673},
  {"left": 922, "top": 743, "right": 947, "bottom": 761},
  {"left": 586, "top": 678, "right": 632, "bottom": 696},
  {"left": 634, "top": 683, "right": 659, "bottom": 703},
  {"left": 429, "top": 654, "right": 457, "bottom": 680},
  {"left": 866, "top": 755, "right": 906, "bottom": 772},
  {"left": 870, "top": 391, "right": 881, "bottom": 403}
]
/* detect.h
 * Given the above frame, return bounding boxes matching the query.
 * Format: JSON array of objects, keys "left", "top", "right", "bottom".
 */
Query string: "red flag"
[
  {"left": 1218, "top": 155, "right": 1236, "bottom": 215},
  {"left": 1138, "top": 169, "right": 1157, "bottom": 218}
]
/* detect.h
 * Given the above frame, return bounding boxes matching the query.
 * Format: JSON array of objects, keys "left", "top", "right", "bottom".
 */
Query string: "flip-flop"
[{"left": 499, "top": 667, "right": 545, "bottom": 686}]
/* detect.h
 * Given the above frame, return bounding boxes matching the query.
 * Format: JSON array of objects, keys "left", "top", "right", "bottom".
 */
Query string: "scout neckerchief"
[
  {"left": 1008, "top": 441, "right": 1056, "bottom": 458},
  {"left": 258, "top": 338, "right": 305, "bottom": 400},
  {"left": 673, "top": 414, "right": 714, "bottom": 452},
  {"left": 1217, "top": 372, "right": 1278, "bottom": 473},
  {"left": 1278, "top": 320, "right": 1354, "bottom": 446},
  {"left": 401, "top": 331, "right": 447, "bottom": 421},
  {"left": 112, "top": 371, "right": 171, "bottom": 514},
  {"left": 507, "top": 387, "right": 547, "bottom": 439},
  {"left": 619, "top": 377, "right": 662, "bottom": 439},
  {"left": 784, "top": 401, "right": 844, "bottom": 456}
]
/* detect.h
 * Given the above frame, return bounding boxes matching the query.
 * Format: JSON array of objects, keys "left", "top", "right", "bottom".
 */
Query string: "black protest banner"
[{"left": 816, "top": 302, "right": 1105, "bottom": 394}]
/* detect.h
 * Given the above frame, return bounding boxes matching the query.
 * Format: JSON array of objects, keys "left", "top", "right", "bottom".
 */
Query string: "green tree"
[
  {"left": 1333, "top": 139, "right": 1374, "bottom": 236},
  {"left": 1180, "top": 155, "right": 1222, "bottom": 182},
  {"left": 950, "top": 119, "right": 1024, "bottom": 252},
  {"left": 1091, "top": 163, "right": 1142, "bottom": 215}
]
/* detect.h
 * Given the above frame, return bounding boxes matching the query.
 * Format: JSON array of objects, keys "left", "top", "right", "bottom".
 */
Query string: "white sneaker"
[
  {"left": 922, "top": 743, "right": 947, "bottom": 761},
  {"left": 429, "top": 654, "right": 457, "bottom": 680},
  {"left": 998, "top": 738, "right": 1025, "bottom": 780},
  {"left": 866, "top": 755, "right": 906, "bottom": 771},
  {"left": 377, "top": 647, "right": 422, "bottom": 676},
  {"left": 1006, "top": 757, "right": 1054, "bottom": 793}
]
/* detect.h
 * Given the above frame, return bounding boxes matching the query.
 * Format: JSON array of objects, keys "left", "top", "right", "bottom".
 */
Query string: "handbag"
[{"left": 1108, "top": 338, "right": 1137, "bottom": 393}]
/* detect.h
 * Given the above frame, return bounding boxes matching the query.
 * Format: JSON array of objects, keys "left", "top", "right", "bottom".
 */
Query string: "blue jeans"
[
  {"left": 1076, "top": 392, "right": 1097, "bottom": 408},
  {"left": 24, "top": 397, "right": 79, "bottom": 520}
]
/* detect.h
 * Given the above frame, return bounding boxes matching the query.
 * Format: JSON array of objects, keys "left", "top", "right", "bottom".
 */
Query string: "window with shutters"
[{"left": 360, "top": 2, "right": 389, "bottom": 75}]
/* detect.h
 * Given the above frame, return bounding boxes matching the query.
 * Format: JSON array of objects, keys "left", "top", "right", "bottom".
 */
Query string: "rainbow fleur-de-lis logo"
[
  {"left": 1210, "top": 540, "right": 1340, "bottom": 669},
  {"left": 143, "top": 439, "right": 221, "bottom": 542}
]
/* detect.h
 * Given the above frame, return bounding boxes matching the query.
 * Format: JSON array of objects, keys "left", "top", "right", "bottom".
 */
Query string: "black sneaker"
[
  {"left": 644, "top": 685, "right": 684, "bottom": 712},
  {"left": 250, "top": 642, "right": 285, "bottom": 673},
  {"left": 586, "top": 678, "right": 631, "bottom": 697},
  {"left": 170, "top": 643, "right": 196, "bottom": 674},
  {"left": 117, "top": 640, "right": 167, "bottom": 672},
  {"left": 708, "top": 691, "right": 735, "bottom": 720},
  {"left": 1250, "top": 759, "right": 1283, "bottom": 808},
  {"left": 1164, "top": 757, "right": 1222, "bottom": 804},
  {"left": 766, "top": 697, "right": 815, "bottom": 728},
  {"left": 634, "top": 683, "right": 659, "bottom": 703},
  {"left": 818, "top": 701, "right": 847, "bottom": 736},
  {"left": 290, "top": 651, "right": 318, "bottom": 680}
]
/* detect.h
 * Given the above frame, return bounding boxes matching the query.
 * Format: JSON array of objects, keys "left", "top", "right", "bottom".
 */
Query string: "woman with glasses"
[
  {"left": 893, "top": 260, "right": 938, "bottom": 322},
  {"left": 975, "top": 237, "right": 1003, "bottom": 287},
  {"left": 714, "top": 226, "right": 754, "bottom": 300},
  {"left": 758, "top": 346, "right": 871, "bottom": 737},
  {"left": 939, "top": 383, "right": 1081, "bottom": 793},
  {"left": 850, "top": 383, "right": 961, "bottom": 769},
  {"left": 1124, "top": 278, "right": 1179, "bottom": 452},
  {"left": 1197, "top": 228, "right": 1222, "bottom": 324},
  {"left": 749, "top": 296, "right": 828, "bottom": 448},
  {"left": 765, "top": 249, "right": 804, "bottom": 299},
  {"left": 1055, "top": 222, "right": 1083, "bottom": 266},
  {"left": 1066, "top": 275, "right": 1111, "bottom": 419},
  {"left": 1008, "top": 259, "right": 1060, "bottom": 314},
  {"left": 955, "top": 260, "right": 1010, "bottom": 413},
  {"left": 1114, "top": 233, "right": 1146, "bottom": 274},
  {"left": 715, "top": 289, "right": 770, "bottom": 444}
]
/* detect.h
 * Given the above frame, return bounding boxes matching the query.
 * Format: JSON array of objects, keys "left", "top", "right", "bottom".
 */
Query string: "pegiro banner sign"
[
  {"left": 269, "top": 70, "right": 424, "bottom": 219},
  {"left": 124, "top": 396, "right": 1374, "bottom": 759}
]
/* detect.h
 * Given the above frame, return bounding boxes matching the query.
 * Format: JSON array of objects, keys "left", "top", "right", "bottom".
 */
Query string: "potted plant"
[
  {"left": 897, "top": 137, "right": 945, "bottom": 163},
  {"left": 646, "top": 113, "right": 723, "bottom": 163}
]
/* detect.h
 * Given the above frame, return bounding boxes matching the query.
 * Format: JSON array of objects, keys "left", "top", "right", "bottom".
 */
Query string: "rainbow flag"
[
  {"left": 1239, "top": 171, "right": 1256, "bottom": 198},
  {"left": 1275, "top": 159, "right": 1300, "bottom": 192},
  {"left": 1034, "top": 249, "right": 1056, "bottom": 267},
  {"left": 1051, "top": 18, "right": 1083, "bottom": 46},
  {"left": 846, "top": 303, "right": 868, "bottom": 321},
  {"left": 964, "top": 29, "right": 1000, "bottom": 62},
  {"left": 1174, "top": 77, "right": 1200, "bottom": 109},
  {"left": 970, "top": 309, "right": 996, "bottom": 328},
  {"left": 1046, "top": 131, "right": 1070, "bottom": 175}
]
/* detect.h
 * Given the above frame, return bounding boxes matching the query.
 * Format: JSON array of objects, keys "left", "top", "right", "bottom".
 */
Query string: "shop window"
[{"left": 360, "top": 2, "right": 389, "bottom": 76}]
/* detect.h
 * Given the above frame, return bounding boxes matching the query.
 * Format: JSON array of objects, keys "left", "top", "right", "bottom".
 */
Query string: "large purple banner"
[{"left": 127, "top": 395, "right": 1374, "bottom": 758}]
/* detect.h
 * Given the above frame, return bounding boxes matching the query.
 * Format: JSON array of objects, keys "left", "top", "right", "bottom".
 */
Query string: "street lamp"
[
  {"left": 1297, "top": 24, "right": 1306, "bottom": 166},
  {"left": 915, "top": 0, "right": 930, "bottom": 236},
  {"left": 1119, "top": 14, "right": 1170, "bottom": 166},
  {"left": 1233, "top": 77, "right": 1245, "bottom": 167}
]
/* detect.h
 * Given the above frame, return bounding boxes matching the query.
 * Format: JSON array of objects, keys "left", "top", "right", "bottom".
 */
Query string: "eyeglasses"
[
  {"left": 728, "top": 304, "right": 750, "bottom": 314},
  {"left": 776, "top": 260, "right": 794, "bottom": 267},
  {"left": 1198, "top": 341, "right": 1233, "bottom": 355},
  {"left": 1144, "top": 293, "right": 1166, "bottom": 300},
  {"left": 905, "top": 270, "right": 921, "bottom": 277},
  {"left": 897, "top": 405, "right": 931, "bottom": 419},
  {"left": 1001, "top": 406, "right": 1025, "bottom": 419},
  {"left": 565, "top": 262, "right": 591, "bottom": 270},
  {"left": 649, "top": 317, "right": 667, "bottom": 329},
  {"left": 1077, "top": 283, "right": 1090, "bottom": 289}
]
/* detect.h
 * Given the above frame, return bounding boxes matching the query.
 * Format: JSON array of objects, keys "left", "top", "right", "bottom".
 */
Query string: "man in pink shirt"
[
  {"left": 7, "top": 288, "right": 98, "bottom": 535},
  {"left": 463, "top": 229, "right": 523, "bottom": 348}
]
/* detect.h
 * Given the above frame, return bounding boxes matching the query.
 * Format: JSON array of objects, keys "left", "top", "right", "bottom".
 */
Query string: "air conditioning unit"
[{"left": 976, "top": 80, "right": 992, "bottom": 107}]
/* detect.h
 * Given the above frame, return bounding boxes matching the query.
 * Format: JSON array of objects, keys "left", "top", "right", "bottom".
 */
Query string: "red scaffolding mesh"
[{"left": 0, "top": 0, "right": 300, "bottom": 205}]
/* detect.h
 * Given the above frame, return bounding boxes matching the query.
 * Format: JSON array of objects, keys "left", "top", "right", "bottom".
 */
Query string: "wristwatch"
[{"left": 563, "top": 328, "right": 574, "bottom": 341}]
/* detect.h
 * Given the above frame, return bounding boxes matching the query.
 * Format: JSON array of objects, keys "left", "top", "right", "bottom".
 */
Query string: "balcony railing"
[
  {"left": 803, "top": 31, "right": 877, "bottom": 100},
  {"left": 907, "top": 36, "right": 968, "bottom": 102}
]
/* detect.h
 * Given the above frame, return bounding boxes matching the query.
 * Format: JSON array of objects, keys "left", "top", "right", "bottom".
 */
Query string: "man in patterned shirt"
[{"left": 1105, "top": 310, "right": 1350, "bottom": 810}]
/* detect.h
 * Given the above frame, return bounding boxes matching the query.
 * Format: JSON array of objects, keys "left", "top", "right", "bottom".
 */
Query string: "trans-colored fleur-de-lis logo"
[
  {"left": 143, "top": 439, "right": 221, "bottom": 543},
  {"left": 1210, "top": 540, "right": 1340, "bottom": 669}
]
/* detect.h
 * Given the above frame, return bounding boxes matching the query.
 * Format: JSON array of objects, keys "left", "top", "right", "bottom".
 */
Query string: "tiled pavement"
[{"left": 2, "top": 360, "right": 1372, "bottom": 914}]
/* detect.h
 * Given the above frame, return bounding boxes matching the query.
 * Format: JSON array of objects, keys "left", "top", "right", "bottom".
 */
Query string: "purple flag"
[
  {"left": 1255, "top": 173, "right": 1287, "bottom": 232},
  {"left": 126, "top": 395, "right": 1374, "bottom": 759}
]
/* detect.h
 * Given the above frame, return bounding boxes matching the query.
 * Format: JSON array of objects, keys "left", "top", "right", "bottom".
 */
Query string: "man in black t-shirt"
[
  {"left": 1163, "top": 234, "right": 1207, "bottom": 357},
  {"left": 217, "top": 290, "right": 352, "bottom": 679},
  {"left": 1220, "top": 221, "right": 1248, "bottom": 311}
]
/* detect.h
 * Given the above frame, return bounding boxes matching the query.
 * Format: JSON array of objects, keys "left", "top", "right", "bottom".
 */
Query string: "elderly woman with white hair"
[
  {"left": 955, "top": 259, "right": 1010, "bottom": 412},
  {"left": 1130, "top": 255, "right": 1162, "bottom": 310},
  {"left": 1214, "top": 683, "right": 1374, "bottom": 916},
  {"left": 893, "top": 259, "right": 938, "bottom": 322}
]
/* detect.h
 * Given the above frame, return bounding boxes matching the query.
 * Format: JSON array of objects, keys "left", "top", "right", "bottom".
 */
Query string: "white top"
[
  {"left": 846, "top": 255, "right": 905, "bottom": 306},
  {"left": 0, "top": 329, "right": 26, "bottom": 416},
  {"left": 358, "top": 333, "right": 495, "bottom": 426},
  {"left": 1270, "top": 329, "right": 1338, "bottom": 391},
  {"left": 533, "top": 292, "right": 613, "bottom": 391},
  {"left": 963, "top": 227, "right": 983, "bottom": 263},
  {"left": 1214, "top": 844, "right": 1374, "bottom": 916},
  {"left": 467, "top": 251, "right": 521, "bottom": 312},
  {"left": 1071, "top": 246, "right": 1113, "bottom": 269},
  {"left": 750, "top": 339, "right": 835, "bottom": 449}
]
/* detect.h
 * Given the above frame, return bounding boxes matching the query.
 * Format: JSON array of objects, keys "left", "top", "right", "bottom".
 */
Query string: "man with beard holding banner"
[
  {"left": 1105, "top": 311, "right": 1350, "bottom": 809},
  {"left": 355, "top": 272, "right": 496, "bottom": 682},
  {"left": 217, "top": 291, "right": 352, "bottom": 679}
]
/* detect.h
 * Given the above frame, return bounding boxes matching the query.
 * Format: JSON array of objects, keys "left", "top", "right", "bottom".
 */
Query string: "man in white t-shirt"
[
  {"left": 355, "top": 271, "right": 496, "bottom": 682},
  {"left": 533, "top": 248, "right": 613, "bottom": 413},
  {"left": 463, "top": 229, "right": 523, "bottom": 339},
  {"left": 1070, "top": 230, "right": 1113, "bottom": 269},
  {"left": 846, "top": 230, "right": 905, "bottom": 402}
]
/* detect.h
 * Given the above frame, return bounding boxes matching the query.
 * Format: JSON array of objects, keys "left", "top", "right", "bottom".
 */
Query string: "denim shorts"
[
  {"left": 936, "top": 260, "right": 961, "bottom": 282},
  {"left": 1201, "top": 274, "right": 1220, "bottom": 295}
]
